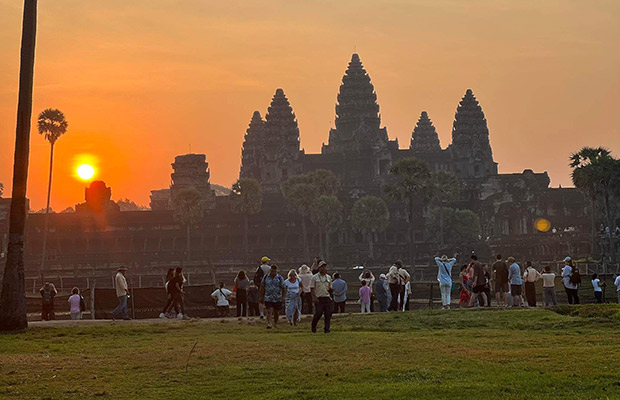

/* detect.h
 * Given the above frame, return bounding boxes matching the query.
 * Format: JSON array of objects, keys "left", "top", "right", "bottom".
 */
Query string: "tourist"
[
  {"left": 523, "top": 261, "right": 541, "bottom": 307},
  {"left": 541, "top": 266, "right": 558, "bottom": 306},
  {"left": 376, "top": 274, "right": 389, "bottom": 312},
  {"left": 311, "top": 256, "right": 322, "bottom": 274},
  {"left": 234, "top": 270, "right": 250, "bottom": 317},
  {"left": 39, "top": 281, "right": 57, "bottom": 321},
  {"left": 507, "top": 257, "right": 523, "bottom": 307},
  {"left": 434, "top": 255, "right": 457, "bottom": 310},
  {"left": 310, "top": 260, "right": 333, "bottom": 333},
  {"left": 254, "top": 256, "right": 272, "bottom": 319},
  {"left": 67, "top": 287, "right": 83, "bottom": 320},
  {"left": 470, "top": 255, "right": 488, "bottom": 307},
  {"left": 332, "top": 273, "right": 348, "bottom": 313},
  {"left": 247, "top": 281, "right": 260, "bottom": 316},
  {"left": 402, "top": 281, "right": 412, "bottom": 311},
  {"left": 160, "top": 268, "right": 176, "bottom": 319},
  {"left": 396, "top": 261, "right": 411, "bottom": 310},
  {"left": 491, "top": 254, "right": 509, "bottom": 308},
  {"left": 591, "top": 273, "right": 603, "bottom": 304},
  {"left": 260, "top": 264, "right": 285, "bottom": 329},
  {"left": 170, "top": 266, "right": 189, "bottom": 319},
  {"left": 459, "top": 265, "right": 471, "bottom": 307},
  {"left": 283, "top": 269, "right": 302, "bottom": 325},
  {"left": 482, "top": 264, "right": 492, "bottom": 307},
  {"left": 386, "top": 264, "right": 401, "bottom": 311},
  {"left": 359, "top": 280, "right": 371, "bottom": 313},
  {"left": 561, "top": 257, "right": 580, "bottom": 304},
  {"left": 615, "top": 274, "right": 620, "bottom": 304},
  {"left": 211, "top": 282, "right": 233, "bottom": 317},
  {"left": 298, "top": 264, "right": 314, "bottom": 315},
  {"left": 359, "top": 270, "right": 375, "bottom": 311},
  {"left": 111, "top": 266, "right": 131, "bottom": 321}
]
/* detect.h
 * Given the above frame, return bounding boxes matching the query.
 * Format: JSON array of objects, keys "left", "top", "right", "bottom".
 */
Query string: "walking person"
[
  {"left": 592, "top": 273, "right": 603, "bottom": 304},
  {"left": 507, "top": 257, "right": 523, "bottom": 307},
  {"left": 310, "top": 261, "right": 333, "bottom": 333},
  {"left": 39, "top": 282, "right": 57, "bottom": 321},
  {"left": 386, "top": 264, "right": 401, "bottom": 311},
  {"left": 541, "top": 266, "right": 558, "bottom": 306},
  {"left": 434, "top": 255, "right": 457, "bottom": 310},
  {"left": 332, "top": 273, "right": 348, "bottom": 313},
  {"left": 211, "top": 282, "right": 233, "bottom": 317},
  {"left": 561, "top": 257, "right": 580, "bottom": 304},
  {"left": 260, "top": 264, "right": 285, "bottom": 329},
  {"left": 254, "top": 256, "right": 272, "bottom": 319},
  {"left": 523, "top": 261, "right": 541, "bottom": 307},
  {"left": 234, "top": 271, "right": 250, "bottom": 317},
  {"left": 247, "top": 281, "right": 260, "bottom": 316},
  {"left": 67, "top": 287, "right": 83, "bottom": 320},
  {"left": 170, "top": 267, "right": 189, "bottom": 319},
  {"left": 283, "top": 269, "right": 302, "bottom": 325},
  {"left": 459, "top": 265, "right": 471, "bottom": 307},
  {"left": 376, "top": 274, "right": 389, "bottom": 312},
  {"left": 470, "top": 255, "right": 488, "bottom": 307},
  {"left": 491, "top": 254, "right": 509, "bottom": 308},
  {"left": 160, "top": 268, "right": 176, "bottom": 319},
  {"left": 359, "top": 280, "right": 371, "bottom": 313},
  {"left": 110, "top": 266, "right": 131, "bottom": 321},
  {"left": 359, "top": 270, "right": 376, "bottom": 311},
  {"left": 298, "top": 264, "right": 314, "bottom": 315}
]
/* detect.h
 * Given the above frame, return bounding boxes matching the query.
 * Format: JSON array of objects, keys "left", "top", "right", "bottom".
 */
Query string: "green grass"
[{"left": 2, "top": 306, "right": 620, "bottom": 399}]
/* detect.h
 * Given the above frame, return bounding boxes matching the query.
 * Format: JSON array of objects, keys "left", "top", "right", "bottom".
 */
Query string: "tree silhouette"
[
  {"left": 230, "top": 178, "right": 263, "bottom": 259},
  {"left": 351, "top": 196, "right": 390, "bottom": 260},
  {"left": 426, "top": 207, "right": 481, "bottom": 254},
  {"left": 37, "top": 108, "right": 68, "bottom": 280},
  {"left": 172, "top": 188, "right": 205, "bottom": 262},
  {"left": 429, "top": 171, "right": 460, "bottom": 248},
  {"left": 310, "top": 195, "right": 343, "bottom": 260}
]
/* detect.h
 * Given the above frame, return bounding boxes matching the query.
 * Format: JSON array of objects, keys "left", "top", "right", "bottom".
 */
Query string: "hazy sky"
[{"left": 0, "top": 0, "right": 618, "bottom": 210}]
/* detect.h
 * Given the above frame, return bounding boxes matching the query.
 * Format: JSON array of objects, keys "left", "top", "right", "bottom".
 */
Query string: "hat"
[
  {"left": 261, "top": 256, "right": 271, "bottom": 263},
  {"left": 563, "top": 256, "right": 572, "bottom": 262},
  {"left": 118, "top": 266, "right": 127, "bottom": 271},
  {"left": 318, "top": 260, "right": 327, "bottom": 268},
  {"left": 380, "top": 273, "right": 387, "bottom": 279},
  {"left": 440, "top": 255, "right": 449, "bottom": 262}
]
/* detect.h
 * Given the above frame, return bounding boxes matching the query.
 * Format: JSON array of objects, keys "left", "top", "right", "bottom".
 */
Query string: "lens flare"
[
  {"left": 77, "top": 164, "right": 95, "bottom": 180},
  {"left": 534, "top": 218, "right": 551, "bottom": 232}
]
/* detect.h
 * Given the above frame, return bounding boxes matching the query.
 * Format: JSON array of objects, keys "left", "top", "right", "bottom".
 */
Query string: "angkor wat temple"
[{"left": 4, "top": 54, "right": 593, "bottom": 285}]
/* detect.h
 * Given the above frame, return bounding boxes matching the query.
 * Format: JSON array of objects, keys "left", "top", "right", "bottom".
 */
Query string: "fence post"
[{"left": 90, "top": 281, "right": 96, "bottom": 320}]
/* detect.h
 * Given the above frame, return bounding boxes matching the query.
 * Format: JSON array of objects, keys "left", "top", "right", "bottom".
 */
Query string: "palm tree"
[
  {"left": 384, "top": 157, "right": 432, "bottom": 265},
  {"left": 0, "top": 0, "right": 38, "bottom": 332},
  {"left": 37, "top": 108, "right": 68, "bottom": 280},
  {"left": 351, "top": 196, "right": 390, "bottom": 260},
  {"left": 229, "top": 178, "right": 263, "bottom": 259},
  {"left": 429, "top": 171, "right": 460, "bottom": 248},
  {"left": 282, "top": 174, "right": 316, "bottom": 261},
  {"left": 172, "top": 188, "right": 205, "bottom": 262},
  {"left": 310, "top": 195, "right": 343, "bottom": 260}
]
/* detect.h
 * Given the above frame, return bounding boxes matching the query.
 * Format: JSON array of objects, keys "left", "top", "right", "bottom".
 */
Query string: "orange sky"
[{"left": 0, "top": 0, "right": 619, "bottom": 211}]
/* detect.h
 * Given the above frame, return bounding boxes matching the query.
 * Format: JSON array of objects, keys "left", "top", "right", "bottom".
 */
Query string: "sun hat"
[
  {"left": 440, "top": 255, "right": 449, "bottom": 262},
  {"left": 564, "top": 256, "right": 572, "bottom": 262},
  {"left": 261, "top": 256, "right": 271, "bottom": 263},
  {"left": 318, "top": 260, "right": 327, "bottom": 267}
]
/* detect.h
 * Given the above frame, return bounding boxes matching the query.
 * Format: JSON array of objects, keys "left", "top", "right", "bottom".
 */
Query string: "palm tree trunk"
[
  {"left": 0, "top": 0, "right": 37, "bottom": 332},
  {"left": 186, "top": 223, "right": 190, "bottom": 262},
  {"left": 604, "top": 192, "right": 616, "bottom": 266},
  {"left": 368, "top": 232, "right": 374, "bottom": 260},
  {"left": 590, "top": 196, "right": 596, "bottom": 258},
  {"left": 301, "top": 214, "right": 309, "bottom": 262},
  {"left": 39, "top": 141, "right": 54, "bottom": 281},
  {"left": 439, "top": 205, "right": 444, "bottom": 248}
]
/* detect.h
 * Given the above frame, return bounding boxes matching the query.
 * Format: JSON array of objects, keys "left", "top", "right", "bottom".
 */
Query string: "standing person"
[
  {"left": 283, "top": 269, "right": 302, "bottom": 325},
  {"left": 507, "top": 257, "right": 523, "bottom": 307},
  {"left": 470, "top": 255, "right": 488, "bottom": 307},
  {"left": 39, "top": 282, "right": 57, "bottom": 321},
  {"left": 491, "top": 254, "right": 509, "bottom": 308},
  {"left": 434, "top": 255, "right": 457, "bottom": 310},
  {"left": 541, "top": 266, "right": 558, "bottom": 306},
  {"left": 260, "top": 265, "right": 285, "bottom": 329},
  {"left": 67, "top": 287, "right": 83, "bottom": 320},
  {"left": 561, "top": 257, "right": 580, "bottom": 304},
  {"left": 614, "top": 274, "right": 620, "bottom": 304},
  {"left": 396, "top": 261, "right": 411, "bottom": 310},
  {"left": 482, "top": 265, "right": 492, "bottom": 307},
  {"left": 111, "top": 266, "right": 131, "bottom": 321},
  {"left": 310, "top": 261, "right": 333, "bottom": 333},
  {"left": 332, "top": 273, "right": 348, "bottom": 313},
  {"left": 211, "top": 282, "right": 233, "bottom": 317},
  {"left": 386, "top": 265, "right": 401, "bottom": 311},
  {"left": 592, "top": 273, "right": 603, "bottom": 304},
  {"left": 359, "top": 280, "right": 371, "bottom": 313},
  {"left": 298, "top": 264, "right": 314, "bottom": 315},
  {"left": 523, "top": 261, "right": 541, "bottom": 307},
  {"left": 359, "top": 270, "right": 376, "bottom": 311},
  {"left": 459, "top": 265, "right": 471, "bottom": 307},
  {"left": 247, "top": 281, "right": 260, "bottom": 317},
  {"left": 254, "top": 256, "right": 271, "bottom": 319},
  {"left": 170, "top": 267, "right": 189, "bottom": 319},
  {"left": 376, "top": 274, "right": 389, "bottom": 312},
  {"left": 160, "top": 268, "right": 176, "bottom": 319},
  {"left": 311, "top": 257, "right": 322, "bottom": 274},
  {"left": 234, "top": 271, "right": 250, "bottom": 317}
]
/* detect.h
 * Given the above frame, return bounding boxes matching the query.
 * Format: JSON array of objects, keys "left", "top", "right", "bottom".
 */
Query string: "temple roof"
[
  {"left": 410, "top": 111, "right": 441, "bottom": 153},
  {"left": 265, "top": 88, "right": 299, "bottom": 140},
  {"left": 451, "top": 88, "right": 489, "bottom": 143}
]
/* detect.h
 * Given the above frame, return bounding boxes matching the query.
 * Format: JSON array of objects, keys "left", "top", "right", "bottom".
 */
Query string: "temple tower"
[
  {"left": 171, "top": 154, "right": 216, "bottom": 209},
  {"left": 239, "top": 111, "right": 265, "bottom": 181},
  {"left": 410, "top": 111, "right": 441, "bottom": 153}
]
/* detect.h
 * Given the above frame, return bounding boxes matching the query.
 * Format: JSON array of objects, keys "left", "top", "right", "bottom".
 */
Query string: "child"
[
  {"left": 359, "top": 280, "right": 371, "bottom": 313},
  {"left": 592, "top": 273, "right": 603, "bottom": 303},
  {"left": 67, "top": 287, "right": 82, "bottom": 320}
]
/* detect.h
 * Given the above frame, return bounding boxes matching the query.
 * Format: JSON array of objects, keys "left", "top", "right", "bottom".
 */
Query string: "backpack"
[
  {"left": 253, "top": 266, "right": 265, "bottom": 286},
  {"left": 569, "top": 267, "right": 582, "bottom": 285},
  {"left": 79, "top": 295, "right": 86, "bottom": 312},
  {"left": 41, "top": 289, "right": 53, "bottom": 305}
]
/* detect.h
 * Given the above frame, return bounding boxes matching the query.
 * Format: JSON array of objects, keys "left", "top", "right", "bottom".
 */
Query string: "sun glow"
[{"left": 76, "top": 164, "right": 95, "bottom": 181}]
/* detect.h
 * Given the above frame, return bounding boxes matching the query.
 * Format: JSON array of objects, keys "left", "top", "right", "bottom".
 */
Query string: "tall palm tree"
[
  {"left": 351, "top": 196, "right": 390, "bottom": 260},
  {"left": 310, "top": 195, "right": 343, "bottom": 260},
  {"left": 172, "top": 188, "right": 205, "bottom": 262},
  {"left": 37, "top": 108, "right": 68, "bottom": 279},
  {"left": 429, "top": 171, "right": 460, "bottom": 248},
  {"left": 0, "top": 0, "right": 38, "bottom": 332},
  {"left": 229, "top": 178, "right": 263, "bottom": 259},
  {"left": 282, "top": 174, "right": 316, "bottom": 262}
]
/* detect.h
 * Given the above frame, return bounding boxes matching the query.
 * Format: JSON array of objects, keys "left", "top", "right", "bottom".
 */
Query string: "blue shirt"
[
  {"left": 262, "top": 274, "right": 285, "bottom": 302},
  {"left": 435, "top": 257, "right": 456, "bottom": 285},
  {"left": 332, "top": 278, "right": 348, "bottom": 302},
  {"left": 508, "top": 263, "right": 523, "bottom": 285}
]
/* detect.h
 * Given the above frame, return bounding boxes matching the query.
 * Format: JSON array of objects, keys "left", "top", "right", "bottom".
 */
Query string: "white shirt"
[
  {"left": 592, "top": 279, "right": 602, "bottom": 292},
  {"left": 211, "top": 288, "right": 232, "bottom": 306},
  {"left": 561, "top": 265, "right": 577, "bottom": 289},
  {"left": 615, "top": 275, "right": 620, "bottom": 292}
]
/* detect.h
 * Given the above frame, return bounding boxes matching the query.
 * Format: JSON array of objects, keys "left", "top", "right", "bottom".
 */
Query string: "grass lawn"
[{"left": 2, "top": 306, "right": 620, "bottom": 399}]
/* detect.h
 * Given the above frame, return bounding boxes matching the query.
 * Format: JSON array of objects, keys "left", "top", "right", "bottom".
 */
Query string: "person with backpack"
[
  {"left": 561, "top": 257, "right": 580, "bottom": 304},
  {"left": 254, "top": 256, "right": 271, "bottom": 319},
  {"left": 435, "top": 255, "right": 457, "bottom": 310},
  {"left": 39, "top": 282, "right": 57, "bottom": 321},
  {"left": 67, "top": 287, "right": 84, "bottom": 320},
  {"left": 211, "top": 282, "right": 233, "bottom": 317}
]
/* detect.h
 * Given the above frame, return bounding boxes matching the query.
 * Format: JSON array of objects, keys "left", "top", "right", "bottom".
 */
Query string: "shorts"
[
  {"left": 511, "top": 285, "right": 522, "bottom": 296},
  {"left": 473, "top": 285, "right": 486, "bottom": 294},
  {"left": 494, "top": 282, "right": 509, "bottom": 293},
  {"left": 264, "top": 301, "right": 281, "bottom": 310}
]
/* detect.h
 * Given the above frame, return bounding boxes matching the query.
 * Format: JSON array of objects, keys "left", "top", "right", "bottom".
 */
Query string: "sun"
[{"left": 76, "top": 164, "right": 95, "bottom": 181}]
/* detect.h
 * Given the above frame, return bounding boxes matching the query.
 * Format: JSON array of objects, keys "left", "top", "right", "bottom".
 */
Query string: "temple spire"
[
  {"left": 410, "top": 111, "right": 441, "bottom": 153},
  {"left": 239, "top": 111, "right": 265, "bottom": 180}
]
